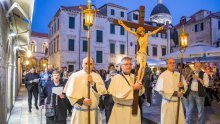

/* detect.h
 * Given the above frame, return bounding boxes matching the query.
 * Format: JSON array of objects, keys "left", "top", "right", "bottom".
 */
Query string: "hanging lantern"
[{"left": 179, "top": 26, "right": 189, "bottom": 49}]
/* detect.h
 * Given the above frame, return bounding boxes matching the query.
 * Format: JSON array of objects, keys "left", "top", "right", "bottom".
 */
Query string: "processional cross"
[{"left": 113, "top": 6, "right": 166, "bottom": 115}]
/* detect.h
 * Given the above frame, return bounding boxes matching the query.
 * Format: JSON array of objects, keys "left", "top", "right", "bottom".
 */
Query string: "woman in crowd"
[{"left": 40, "top": 71, "right": 69, "bottom": 124}]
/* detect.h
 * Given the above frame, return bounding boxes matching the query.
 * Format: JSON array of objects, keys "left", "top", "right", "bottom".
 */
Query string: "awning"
[
  {"left": 147, "top": 58, "right": 166, "bottom": 67},
  {"left": 3, "top": 0, "right": 35, "bottom": 47},
  {"left": 206, "top": 47, "right": 220, "bottom": 57},
  {"left": 161, "top": 43, "right": 215, "bottom": 60}
]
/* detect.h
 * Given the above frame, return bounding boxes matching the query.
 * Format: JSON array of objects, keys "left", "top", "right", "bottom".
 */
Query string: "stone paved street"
[{"left": 142, "top": 92, "right": 220, "bottom": 124}]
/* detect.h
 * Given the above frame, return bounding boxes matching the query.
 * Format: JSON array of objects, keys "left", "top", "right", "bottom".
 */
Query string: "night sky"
[{"left": 31, "top": 0, "right": 220, "bottom": 34}]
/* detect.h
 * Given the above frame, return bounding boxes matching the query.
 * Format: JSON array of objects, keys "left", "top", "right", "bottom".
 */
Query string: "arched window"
[
  {"left": 42, "top": 42, "right": 48, "bottom": 54},
  {"left": 30, "top": 40, "right": 37, "bottom": 52}
]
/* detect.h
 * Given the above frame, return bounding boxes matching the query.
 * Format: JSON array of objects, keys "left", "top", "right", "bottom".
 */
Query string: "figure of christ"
[{"left": 118, "top": 20, "right": 164, "bottom": 82}]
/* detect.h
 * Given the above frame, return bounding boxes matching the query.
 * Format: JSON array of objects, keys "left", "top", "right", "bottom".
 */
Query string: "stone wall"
[{"left": 0, "top": 5, "right": 9, "bottom": 124}]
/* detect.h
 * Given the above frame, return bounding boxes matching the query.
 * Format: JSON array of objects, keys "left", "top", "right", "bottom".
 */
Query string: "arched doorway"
[
  {"left": 23, "top": 57, "right": 37, "bottom": 71},
  {"left": 39, "top": 58, "right": 48, "bottom": 70}
]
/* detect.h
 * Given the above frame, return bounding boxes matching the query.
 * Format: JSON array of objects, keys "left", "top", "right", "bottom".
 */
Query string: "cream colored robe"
[
  {"left": 108, "top": 73, "right": 145, "bottom": 124},
  {"left": 155, "top": 70, "right": 187, "bottom": 124},
  {"left": 64, "top": 70, "right": 106, "bottom": 124}
]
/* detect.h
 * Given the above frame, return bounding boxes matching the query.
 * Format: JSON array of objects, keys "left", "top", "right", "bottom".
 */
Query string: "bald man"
[
  {"left": 155, "top": 58, "right": 188, "bottom": 124},
  {"left": 64, "top": 57, "right": 106, "bottom": 124},
  {"left": 187, "top": 62, "right": 209, "bottom": 124}
]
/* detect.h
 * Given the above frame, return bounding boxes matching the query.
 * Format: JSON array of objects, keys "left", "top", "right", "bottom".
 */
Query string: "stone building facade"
[
  {"left": 28, "top": 32, "right": 49, "bottom": 70},
  {"left": 175, "top": 10, "right": 220, "bottom": 47},
  {"left": 48, "top": 3, "right": 171, "bottom": 72}
]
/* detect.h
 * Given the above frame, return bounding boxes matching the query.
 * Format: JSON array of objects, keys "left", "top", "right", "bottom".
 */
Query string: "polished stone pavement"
[{"left": 8, "top": 85, "right": 220, "bottom": 124}]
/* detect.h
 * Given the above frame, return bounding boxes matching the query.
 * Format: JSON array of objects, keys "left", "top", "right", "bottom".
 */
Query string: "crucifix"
[{"left": 113, "top": 6, "right": 166, "bottom": 115}]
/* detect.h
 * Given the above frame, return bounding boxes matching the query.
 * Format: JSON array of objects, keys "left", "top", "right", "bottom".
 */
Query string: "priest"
[
  {"left": 108, "top": 57, "right": 145, "bottom": 124},
  {"left": 155, "top": 58, "right": 187, "bottom": 124},
  {"left": 64, "top": 57, "right": 106, "bottom": 124}
]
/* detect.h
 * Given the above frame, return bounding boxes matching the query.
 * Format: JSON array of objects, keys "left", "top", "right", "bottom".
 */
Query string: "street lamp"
[
  {"left": 179, "top": 26, "right": 188, "bottom": 49},
  {"left": 176, "top": 25, "right": 189, "bottom": 124},
  {"left": 25, "top": 60, "right": 29, "bottom": 65},
  {"left": 26, "top": 50, "right": 32, "bottom": 58},
  {"left": 80, "top": 1, "right": 97, "bottom": 124}
]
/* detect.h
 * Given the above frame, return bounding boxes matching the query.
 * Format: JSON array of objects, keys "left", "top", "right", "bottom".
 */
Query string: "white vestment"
[
  {"left": 64, "top": 70, "right": 106, "bottom": 124},
  {"left": 155, "top": 70, "right": 187, "bottom": 124},
  {"left": 108, "top": 73, "right": 145, "bottom": 124}
]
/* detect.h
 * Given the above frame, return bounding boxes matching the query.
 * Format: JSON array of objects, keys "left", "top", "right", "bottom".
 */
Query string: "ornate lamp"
[
  {"left": 179, "top": 26, "right": 189, "bottom": 49},
  {"left": 26, "top": 50, "right": 32, "bottom": 58},
  {"left": 83, "top": 1, "right": 96, "bottom": 27},
  {"left": 80, "top": 1, "right": 97, "bottom": 124},
  {"left": 176, "top": 25, "right": 189, "bottom": 124}
]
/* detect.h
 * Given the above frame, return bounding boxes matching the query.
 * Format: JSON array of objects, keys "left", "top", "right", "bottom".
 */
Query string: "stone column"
[
  {"left": 6, "top": 37, "right": 14, "bottom": 111},
  {"left": 12, "top": 46, "right": 18, "bottom": 103}
]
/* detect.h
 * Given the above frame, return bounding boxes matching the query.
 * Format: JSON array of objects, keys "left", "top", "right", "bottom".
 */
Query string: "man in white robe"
[
  {"left": 64, "top": 57, "right": 106, "bottom": 124},
  {"left": 155, "top": 58, "right": 187, "bottom": 124},
  {"left": 108, "top": 57, "right": 145, "bottom": 124}
]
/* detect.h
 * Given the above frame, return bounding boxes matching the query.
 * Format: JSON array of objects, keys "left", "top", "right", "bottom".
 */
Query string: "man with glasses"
[
  {"left": 155, "top": 58, "right": 187, "bottom": 124},
  {"left": 108, "top": 57, "right": 145, "bottom": 124}
]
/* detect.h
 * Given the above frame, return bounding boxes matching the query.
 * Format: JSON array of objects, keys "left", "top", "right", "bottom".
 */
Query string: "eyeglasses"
[{"left": 122, "top": 64, "right": 132, "bottom": 66}]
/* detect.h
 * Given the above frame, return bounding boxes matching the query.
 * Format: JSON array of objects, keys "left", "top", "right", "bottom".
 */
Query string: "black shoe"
[
  {"left": 29, "top": 109, "right": 32, "bottom": 112},
  {"left": 35, "top": 106, "right": 39, "bottom": 110}
]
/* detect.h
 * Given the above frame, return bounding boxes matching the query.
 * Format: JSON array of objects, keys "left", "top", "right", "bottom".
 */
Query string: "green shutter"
[
  {"left": 68, "top": 39, "right": 74, "bottom": 51},
  {"left": 69, "top": 17, "right": 75, "bottom": 29},
  {"left": 83, "top": 40, "right": 88, "bottom": 52}
]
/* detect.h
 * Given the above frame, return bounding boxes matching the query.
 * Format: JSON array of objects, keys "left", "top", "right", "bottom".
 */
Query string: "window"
[
  {"left": 218, "top": 21, "right": 220, "bottom": 29},
  {"left": 51, "top": 26, "right": 53, "bottom": 36},
  {"left": 217, "top": 41, "right": 220, "bottom": 47},
  {"left": 57, "top": 19, "right": 59, "bottom": 30},
  {"left": 68, "top": 65, "right": 74, "bottom": 72},
  {"left": 42, "top": 42, "right": 48, "bottom": 54},
  {"left": 57, "top": 38, "right": 59, "bottom": 51},
  {"left": 50, "top": 29, "right": 52, "bottom": 37},
  {"left": 135, "top": 45, "right": 138, "bottom": 54},
  {"left": 54, "top": 22, "right": 56, "bottom": 33},
  {"left": 110, "top": 24, "right": 115, "bottom": 34},
  {"left": 83, "top": 40, "right": 88, "bottom": 52},
  {"left": 110, "top": 43, "right": 115, "bottom": 54},
  {"left": 162, "top": 47, "right": 166, "bottom": 56},
  {"left": 120, "top": 44, "right": 125, "bottom": 54},
  {"left": 133, "top": 13, "right": 138, "bottom": 20},
  {"left": 121, "top": 11, "right": 124, "bottom": 17},
  {"left": 120, "top": 26, "right": 125, "bottom": 35},
  {"left": 30, "top": 41, "right": 37, "bottom": 53},
  {"left": 96, "top": 30, "right": 103, "bottom": 42},
  {"left": 152, "top": 34, "right": 157, "bottom": 37},
  {"left": 153, "top": 46, "right": 157, "bottom": 56},
  {"left": 195, "top": 23, "right": 204, "bottom": 32},
  {"left": 51, "top": 44, "right": 53, "bottom": 54},
  {"left": 69, "top": 17, "right": 75, "bottom": 29},
  {"left": 68, "top": 39, "right": 75, "bottom": 51},
  {"left": 111, "top": 9, "right": 115, "bottom": 15},
  {"left": 161, "top": 33, "right": 166, "bottom": 38},
  {"left": 83, "top": 19, "right": 88, "bottom": 30},
  {"left": 96, "top": 51, "right": 103, "bottom": 63},
  {"left": 53, "top": 42, "right": 56, "bottom": 53}
]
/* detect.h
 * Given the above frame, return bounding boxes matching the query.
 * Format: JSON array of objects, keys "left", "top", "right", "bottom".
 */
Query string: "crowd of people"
[{"left": 22, "top": 57, "right": 220, "bottom": 124}]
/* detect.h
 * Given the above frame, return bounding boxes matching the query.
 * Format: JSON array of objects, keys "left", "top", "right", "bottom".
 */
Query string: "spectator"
[
  {"left": 25, "top": 68, "right": 40, "bottom": 112},
  {"left": 40, "top": 71, "right": 69, "bottom": 124}
]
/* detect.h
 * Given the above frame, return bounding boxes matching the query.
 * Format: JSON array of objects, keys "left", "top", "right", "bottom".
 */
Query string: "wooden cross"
[{"left": 113, "top": 6, "right": 166, "bottom": 115}]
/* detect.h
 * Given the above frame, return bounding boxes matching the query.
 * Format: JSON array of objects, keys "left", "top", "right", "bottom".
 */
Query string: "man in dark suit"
[{"left": 25, "top": 68, "right": 39, "bottom": 112}]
